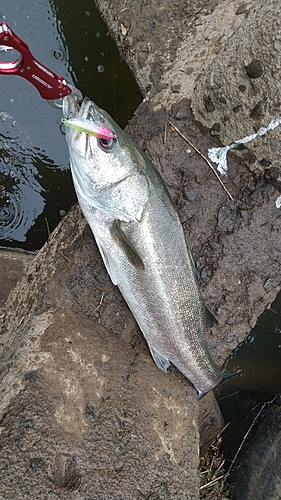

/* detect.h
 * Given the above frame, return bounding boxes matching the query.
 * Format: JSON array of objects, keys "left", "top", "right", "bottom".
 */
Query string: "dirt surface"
[
  {"left": 0, "top": 208, "right": 199, "bottom": 499},
  {"left": 96, "top": 0, "right": 281, "bottom": 184},
  {"left": 95, "top": 0, "right": 281, "bottom": 364},
  {"left": 0, "top": 249, "right": 34, "bottom": 310},
  {"left": 1, "top": 1, "right": 281, "bottom": 499}
]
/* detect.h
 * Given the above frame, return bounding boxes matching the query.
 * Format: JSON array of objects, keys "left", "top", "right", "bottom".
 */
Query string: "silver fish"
[{"left": 63, "top": 95, "right": 234, "bottom": 398}]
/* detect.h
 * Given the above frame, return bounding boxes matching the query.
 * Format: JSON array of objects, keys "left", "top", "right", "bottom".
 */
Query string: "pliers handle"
[{"left": 0, "top": 22, "right": 82, "bottom": 105}]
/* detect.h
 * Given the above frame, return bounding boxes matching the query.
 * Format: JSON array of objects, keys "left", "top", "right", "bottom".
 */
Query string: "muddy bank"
[
  {"left": 95, "top": 0, "right": 281, "bottom": 363},
  {"left": 0, "top": 210, "right": 200, "bottom": 499},
  {"left": 0, "top": 248, "right": 34, "bottom": 309},
  {"left": 96, "top": 0, "right": 281, "bottom": 184},
  {"left": 126, "top": 99, "right": 281, "bottom": 365}
]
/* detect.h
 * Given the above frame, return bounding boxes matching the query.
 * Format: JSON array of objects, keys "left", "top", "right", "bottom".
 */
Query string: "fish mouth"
[
  {"left": 63, "top": 95, "right": 105, "bottom": 125},
  {"left": 63, "top": 96, "right": 112, "bottom": 145},
  {"left": 78, "top": 98, "right": 104, "bottom": 123},
  {"left": 63, "top": 96, "right": 115, "bottom": 157}
]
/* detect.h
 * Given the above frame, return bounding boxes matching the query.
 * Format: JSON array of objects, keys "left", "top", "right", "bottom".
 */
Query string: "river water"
[
  {"left": 0, "top": 0, "right": 141, "bottom": 250},
  {"left": 1, "top": 0, "right": 280, "bottom": 478},
  {"left": 216, "top": 289, "right": 281, "bottom": 469}
]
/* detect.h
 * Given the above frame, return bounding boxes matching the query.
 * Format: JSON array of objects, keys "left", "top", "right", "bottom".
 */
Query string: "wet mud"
[
  {"left": 0, "top": 206, "right": 199, "bottom": 499},
  {"left": 95, "top": 0, "right": 281, "bottom": 364},
  {"left": 126, "top": 98, "right": 280, "bottom": 365}
]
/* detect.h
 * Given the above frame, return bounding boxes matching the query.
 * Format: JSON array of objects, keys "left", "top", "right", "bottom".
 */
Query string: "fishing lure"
[{"left": 62, "top": 117, "right": 115, "bottom": 141}]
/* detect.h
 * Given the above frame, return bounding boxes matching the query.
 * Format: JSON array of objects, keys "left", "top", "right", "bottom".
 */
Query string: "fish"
[{"left": 62, "top": 95, "right": 236, "bottom": 398}]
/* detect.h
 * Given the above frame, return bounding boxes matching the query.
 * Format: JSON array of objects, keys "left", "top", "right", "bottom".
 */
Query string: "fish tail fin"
[
  {"left": 197, "top": 369, "right": 242, "bottom": 400},
  {"left": 220, "top": 368, "right": 243, "bottom": 386}
]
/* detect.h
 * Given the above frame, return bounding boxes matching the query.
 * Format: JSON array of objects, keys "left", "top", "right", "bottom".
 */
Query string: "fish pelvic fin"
[
  {"left": 149, "top": 345, "right": 170, "bottom": 373},
  {"left": 110, "top": 220, "right": 145, "bottom": 270}
]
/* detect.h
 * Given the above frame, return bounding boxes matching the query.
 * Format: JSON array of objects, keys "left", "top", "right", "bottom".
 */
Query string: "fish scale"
[{"left": 63, "top": 94, "right": 237, "bottom": 398}]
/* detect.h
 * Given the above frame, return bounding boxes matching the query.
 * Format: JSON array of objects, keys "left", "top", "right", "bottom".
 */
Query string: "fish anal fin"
[
  {"left": 149, "top": 345, "right": 170, "bottom": 373},
  {"left": 110, "top": 220, "right": 145, "bottom": 270}
]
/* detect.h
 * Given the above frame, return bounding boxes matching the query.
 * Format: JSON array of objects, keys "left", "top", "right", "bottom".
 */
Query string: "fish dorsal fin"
[
  {"left": 185, "top": 234, "right": 199, "bottom": 280},
  {"left": 205, "top": 306, "right": 218, "bottom": 328},
  {"left": 110, "top": 220, "right": 145, "bottom": 270}
]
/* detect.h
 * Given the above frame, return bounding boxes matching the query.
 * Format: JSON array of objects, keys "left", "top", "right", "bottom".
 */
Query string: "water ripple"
[
  {"left": 0, "top": 140, "right": 45, "bottom": 243},
  {"left": 0, "top": 180, "right": 45, "bottom": 242}
]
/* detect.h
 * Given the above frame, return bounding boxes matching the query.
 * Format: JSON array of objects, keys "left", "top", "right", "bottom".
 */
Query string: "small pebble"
[
  {"left": 201, "top": 268, "right": 208, "bottom": 279},
  {"left": 187, "top": 190, "right": 198, "bottom": 202},
  {"left": 204, "top": 96, "right": 215, "bottom": 113},
  {"left": 246, "top": 60, "right": 263, "bottom": 79},
  {"left": 240, "top": 210, "right": 249, "bottom": 222},
  {"left": 85, "top": 405, "right": 95, "bottom": 422}
]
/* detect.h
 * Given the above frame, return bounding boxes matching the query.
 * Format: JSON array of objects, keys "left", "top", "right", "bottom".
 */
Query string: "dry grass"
[{"left": 199, "top": 426, "right": 230, "bottom": 500}]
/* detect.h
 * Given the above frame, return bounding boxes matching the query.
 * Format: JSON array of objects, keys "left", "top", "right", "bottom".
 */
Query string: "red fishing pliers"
[{"left": 0, "top": 21, "right": 82, "bottom": 106}]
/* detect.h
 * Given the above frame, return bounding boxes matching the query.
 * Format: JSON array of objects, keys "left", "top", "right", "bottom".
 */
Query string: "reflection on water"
[
  {"left": 215, "top": 290, "right": 281, "bottom": 466},
  {"left": 0, "top": 0, "right": 142, "bottom": 250},
  {"left": 0, "top": 141, "right": 45, "bottom": 242}
]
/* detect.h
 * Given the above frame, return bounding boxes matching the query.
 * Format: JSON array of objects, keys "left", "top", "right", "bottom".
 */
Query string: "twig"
[
  {"left": 226, "top": 396, "right": 277, "bottom": 476},
  {"left": 218, "top": 390, "right": 240, "bottom": 401},
  {"left": 168, "top": 121, "right": 234, "bottom": 200},
  {"left": 217, "top": 421, "right": 230, "bottom": 437},
  {"left": 93, "top": 292, "right": 105, "bottom": 313},
  {"left": 215, "top": 458, "right": 225, "bottom": 474},
  {"left": 164, "top": 122, "right": 168, "bottom": 144},
  {"left": 58, "top": 251, "right": 70, "bottom": 263},
  {"left": 200, "top": 474, "right": 224, "bottom": 490},
  {"left": 268, "top": 308, "right": 277, "bottom": 314},
  {"left": 45, "top": 217, "right": 51, "bottom": 239}
]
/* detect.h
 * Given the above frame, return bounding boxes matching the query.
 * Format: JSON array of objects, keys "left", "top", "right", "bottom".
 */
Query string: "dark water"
[
  {"left": 215, "top": 289, "right": 281, "bottom": 469},
  {"left": 0, "top": 0, "right": 142, "bottom": 250}
]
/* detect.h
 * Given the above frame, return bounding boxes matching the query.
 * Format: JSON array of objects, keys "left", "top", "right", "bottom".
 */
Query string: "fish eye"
[{"left": 98, "top": 137, "right": 116, "bottom": 151}]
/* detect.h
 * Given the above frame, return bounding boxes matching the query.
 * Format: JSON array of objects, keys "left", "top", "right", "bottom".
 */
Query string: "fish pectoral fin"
[
  {"left": 110, "top": 220, "right": 145, "bottom": 270},
  {"left": 149, "top": 345, "right": 170, "bottom": 373},
  {"left": 205, "top": 306, "right": 218, "bottom": 328}
]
